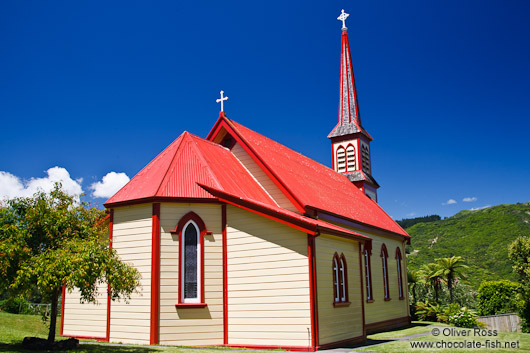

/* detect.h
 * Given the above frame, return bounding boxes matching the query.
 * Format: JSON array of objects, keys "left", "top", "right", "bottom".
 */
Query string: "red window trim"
[
  {"left": 332, "top": 252, "right": 349, "bottom": 305},
  {"left": 170, "top": 211, "right": 207, "bottom": 306},
  {"left": 363, "top": 242, "right": 374, "bottom": 302},
  {"left": 395, "top": 247, "right": 404, "bottom": 300},
  {"left": 380, "top": 244, "right": 390, "bottom": 301}
]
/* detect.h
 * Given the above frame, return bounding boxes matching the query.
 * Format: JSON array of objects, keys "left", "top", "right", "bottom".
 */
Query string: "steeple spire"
[{"left": 328, "top": 9, "right": 379, "bottom": 202}]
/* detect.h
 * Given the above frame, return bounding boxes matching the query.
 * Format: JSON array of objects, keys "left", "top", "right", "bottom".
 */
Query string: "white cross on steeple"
[
  {"left": 216, "top": 90, "right": 229, "bottom": 112},
  {"left": 337, "top": 9, "right": 349, "bottom": 31}
]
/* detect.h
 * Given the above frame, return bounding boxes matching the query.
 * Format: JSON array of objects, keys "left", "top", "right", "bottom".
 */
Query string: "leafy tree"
[
  {"left": 0, "top": 184, "right": 140, "bottom": 343},
  {"left": 407, "top": 268, "right": 423, "bottom": 305},
  {"left": 421, "top": 262, "right": 443, "bottom": 303},
  {"left": 508, "top": 236, "right": 530, "bottom": 332},
  {"left": 477, "top": 280, "right": 521, "bottom": 316},
  {"left": 435, "top": 256, "right": 468, "bottom": 303}
]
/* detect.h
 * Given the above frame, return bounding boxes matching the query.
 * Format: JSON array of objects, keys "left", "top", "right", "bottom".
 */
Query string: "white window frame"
[{"left": 180, "top": 220, "right": 201, "bottom": 303}]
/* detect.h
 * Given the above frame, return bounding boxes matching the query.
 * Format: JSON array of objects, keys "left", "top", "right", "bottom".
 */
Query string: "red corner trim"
[
  {"left": 307, "top": 235, "right": 318, "bottom": 349},
  {"left": 206, "top": 116, "right": 306, "bottom": 213},
  {"left": 106, "top": 209, "right": 113, "bottom": 342},
  {"left": 173, "top": 211, "right": 207, "bottom": 305},
  {"left": 60, "top": 286, "right": 65, "bottom": 336},
  {"left": 150, "top": 204, "right": 160, "bottom": 345},
  {"left": 222, "top": 204, "right": 228, "bottom": 345}
]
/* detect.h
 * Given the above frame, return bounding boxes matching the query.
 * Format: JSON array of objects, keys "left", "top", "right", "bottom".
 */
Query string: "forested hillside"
[{"left": 405, "top": 203, "right": 530, "bottom": 289}]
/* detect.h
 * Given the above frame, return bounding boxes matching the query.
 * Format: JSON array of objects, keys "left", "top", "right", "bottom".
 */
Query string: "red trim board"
[
  {"left": 222, "top": 204, "right": 228, "bottom": 345},
  {"left": 150, "top": 203, "right": 160, "bottom": 345},
  {"left": 105, "top": 209, "right": 114, "bottom": 342}
]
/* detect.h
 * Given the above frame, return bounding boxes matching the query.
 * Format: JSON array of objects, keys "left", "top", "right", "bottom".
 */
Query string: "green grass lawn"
[
  {"left": 1, "top": 313, "right": 530, "bottom": 353},
  {"left": 360, "top": 321, "right": 530, "bottom": 353}
]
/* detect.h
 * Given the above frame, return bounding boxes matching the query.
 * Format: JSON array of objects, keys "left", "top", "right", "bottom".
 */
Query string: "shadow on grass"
[{"left": 0, "top": 342, "right": 160, "bottom": 353}]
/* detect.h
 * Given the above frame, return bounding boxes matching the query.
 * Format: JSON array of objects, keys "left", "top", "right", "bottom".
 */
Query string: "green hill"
[{"left": 405, "top": 202, "right": 530, "bottom": 289}]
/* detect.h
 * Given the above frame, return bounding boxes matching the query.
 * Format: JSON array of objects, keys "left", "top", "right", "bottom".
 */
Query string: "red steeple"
[
  {"left": 339, "top": 29, "right": 361, "bottom": 127},
  {"left": 329, "top": 20, "right": 371, "bottom": 140},
  {"left": 328, "top": 9, "right": 379, "bottom": 202}
]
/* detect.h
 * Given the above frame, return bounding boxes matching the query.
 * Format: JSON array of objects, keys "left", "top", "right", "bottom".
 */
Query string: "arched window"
[
  {"left": 363, "top": 243, "right": 373, "bottom": 301},
  {"left": 381, "top": 244, "right": 390, "bottom": 300},
  {"left": 182, "top": 220, "right": 200, "bottom": 302},
  {"left": 332, "top": 253, "right": 349, "bottom": 305},
  {"left": 171, "top": 212, "right": 207, "bottom": 306},
  {"left": 396, "top": 247, "right": 404, "bottom": 300},
  {"left": 346, "top": 145, "right": 356, "bottom": 171},
  {"left": 336, "top": 147, "right": 346, "bottom": 173}
]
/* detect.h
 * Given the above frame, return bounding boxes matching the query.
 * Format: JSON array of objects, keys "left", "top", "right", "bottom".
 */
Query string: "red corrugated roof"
[
  {"left": 199, "top": 184, "right": 369, "bottom": 241},
  {"left": 219, "top": 118, "right": 408, "bottom": 237},
  {"left": 105, "top": 132, "right": 277, "bottom": 208}
]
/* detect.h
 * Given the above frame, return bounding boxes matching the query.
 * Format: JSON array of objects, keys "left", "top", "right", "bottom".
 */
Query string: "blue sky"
[{"left": 1, "top": 0, "right": 529, "bottom": 220}]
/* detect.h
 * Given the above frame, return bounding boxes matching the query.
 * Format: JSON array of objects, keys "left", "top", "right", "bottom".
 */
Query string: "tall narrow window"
[
  {"left": 363, "top": 244, "right": 373, "bottom": 301},
  {"left": 182, "top": 221, "right": 199, "bottom": 302},
  {"left": 381, "top": 244, "right": 390, "bottom": 300},
  {"left": 396, "top": 247, "right": 404, "bottom": 300},
  {"left": 332, "top": 253, "right": 349, "bottom": 305},
  {"left": 337, "top": 147, "right": 346, "bottom": 173},
  {"left": 171, "top": 211, "right": 207, "bottom": 307},
  {"left": 346, "top": 145, "right": 356, "bottom": 171}
]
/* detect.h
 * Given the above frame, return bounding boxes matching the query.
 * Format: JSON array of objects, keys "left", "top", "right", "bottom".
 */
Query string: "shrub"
[
  {"left": 0, "top": 297, "right": 30, "bottom": 314},
  {"left": 447, "top": 307, "right": 482, "bottom": 328},
  {"left": 477, "top": 280, "right": 522, "bottom": 316},
  {"left": 415, "top": 301, "right": 441, "bottom": 321}
]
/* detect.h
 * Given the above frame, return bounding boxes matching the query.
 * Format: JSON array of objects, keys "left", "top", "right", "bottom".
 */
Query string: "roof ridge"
[
  {"left": 154, "top": 131, "right": 189, "bottom": 196},
  {"left": 188, "top": 134, "right": 224, "bottom": 192}
]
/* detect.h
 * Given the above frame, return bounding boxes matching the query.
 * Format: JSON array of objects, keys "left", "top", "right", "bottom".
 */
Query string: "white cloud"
[
  {"left": 442, "top": 199, "right": 457, "bottom": 206},
  {"left": 0, "top": 167, "right": 83, "bottom": 201},
  {"left": 407, "top": 212, "right": 416, "bottom": 217},
  {"left": 463, "top": 197, "right": 478, "bottom": 202},
  {"left": 90, "top": 172, "right": 130, "bottom": 199}
]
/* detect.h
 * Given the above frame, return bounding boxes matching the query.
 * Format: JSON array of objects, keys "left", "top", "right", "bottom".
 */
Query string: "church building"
[{"left": 61, "top": 10, "right": 410, "bottom": 351}]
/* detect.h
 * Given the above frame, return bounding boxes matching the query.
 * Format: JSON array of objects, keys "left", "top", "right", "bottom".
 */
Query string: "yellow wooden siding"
[
  {"left": 226, "top": 206, "right": 312, "bottom": 347},
  {"left": 109, "top": 204, "right": 152, "bottom": 344},
  {"left": 158, "top": 204, "right": 224, "bottom": 346},
  {"left": 362, "top": 238, "right": 408, "bottom": 324},
  {"left": 231, "top": 143, "right": 298, "bottom": 213},
  {"left": 315, "top": 234, "right": 363, "bottom": 345},
  {"left": 324, "top": 221, "right": 410, "bottom": 325},
  {"left": 62, "top": 284, "right": 108, "bottom": 338}
]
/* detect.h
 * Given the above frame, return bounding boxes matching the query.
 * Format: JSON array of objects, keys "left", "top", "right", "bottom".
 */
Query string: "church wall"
[
  {"left": 231, "top": 143, "right": 298, "bottom": 213},
  {"left": 324, "top": 221, "right": 409, "bottom": 327},
  {"left": 315, "top": 234, "right": 363, "bottom": 345},
  {"left": 362, "top": 236, "right": 408, "bottom": 325},
  {"left": 158, "top": 203, "right": 224, "bottom": 346},
  {"left": 226, "top": 205, "right": 312, "bottom": 348},
  {"left": 62, "top": 284, "right": 108, "bottom": 338},
  {"left": 109, "top": 204, "right": 153, "bottom": 344}
]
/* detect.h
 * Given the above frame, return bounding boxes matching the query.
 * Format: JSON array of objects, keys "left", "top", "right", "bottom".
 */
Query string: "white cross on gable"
[
  {"left": 216, "top": 90, "right": 229, "bottom": 112},
  {"left": 337, "top": 9, "right": 349, "bottom": 30}
]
